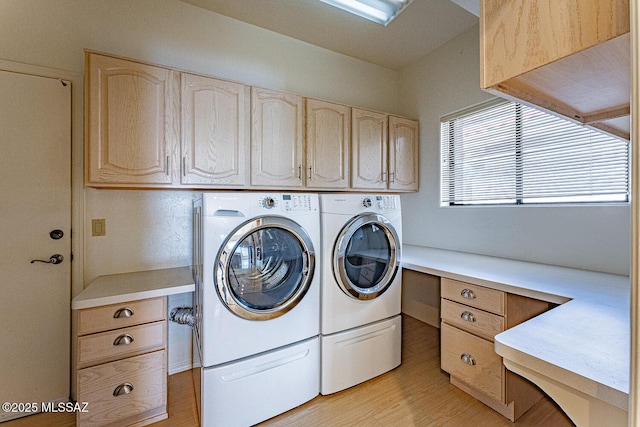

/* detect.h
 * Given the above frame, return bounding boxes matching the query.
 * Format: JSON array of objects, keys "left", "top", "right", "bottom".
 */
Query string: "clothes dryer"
[
  {"left": 192, "top": 192, "right": 320, "bottom": 426},
  {"left": 319, "top": 193, "right": 402, "bottom": 394}
]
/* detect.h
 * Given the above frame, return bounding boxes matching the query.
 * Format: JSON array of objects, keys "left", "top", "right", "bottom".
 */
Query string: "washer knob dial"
[
  {"left": 362, "top": 197, "right": 372, "bottom": 208},
  {"left": 262, "top": 197, "right": 276, "bottom": 209}
]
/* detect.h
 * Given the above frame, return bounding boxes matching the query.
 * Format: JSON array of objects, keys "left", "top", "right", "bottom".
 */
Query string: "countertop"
[
  {"left": 72, "top": 266, "right": 195, "bottom": 310},
  {"left": 402, "top": 244, "right": 630, "bottom": 410}
]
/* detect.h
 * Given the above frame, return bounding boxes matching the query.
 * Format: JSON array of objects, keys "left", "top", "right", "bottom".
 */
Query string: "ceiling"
[{"left": 181, "top": 0, "right": 479, "bottom": 70}]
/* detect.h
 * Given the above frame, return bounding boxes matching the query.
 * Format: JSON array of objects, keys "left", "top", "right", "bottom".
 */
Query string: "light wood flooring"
[{"left": 4, "top": 315, "right": 574, "bottom": 426}]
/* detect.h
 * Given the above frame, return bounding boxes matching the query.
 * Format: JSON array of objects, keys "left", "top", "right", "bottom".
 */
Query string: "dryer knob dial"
[
  {"left": 262, "top": 197, "right": 276, "bottom": 209},
  {"left": 362, "top": 197, "right": 372, "bottom": 208}
]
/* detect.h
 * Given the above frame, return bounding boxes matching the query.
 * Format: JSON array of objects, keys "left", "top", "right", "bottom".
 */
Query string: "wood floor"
[{"left": 4, "top": 315, "right": 574, "bottom": 426}]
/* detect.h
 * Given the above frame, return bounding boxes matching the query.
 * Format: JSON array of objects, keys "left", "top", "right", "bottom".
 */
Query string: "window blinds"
[{"left": 440, "top": 100, "right": 629, "bottom": 206}]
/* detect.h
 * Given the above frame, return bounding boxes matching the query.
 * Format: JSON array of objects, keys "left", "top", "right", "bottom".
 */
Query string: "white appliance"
[
  {"left": 319, "top": 193, "right": 403, "bottom": 394},
  {"left": 192, "top": 192, "right": 320, "bottom": 427}
]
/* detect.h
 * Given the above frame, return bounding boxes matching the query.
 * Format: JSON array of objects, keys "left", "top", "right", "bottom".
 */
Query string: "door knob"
[
  {"left": 30, "top": 254, "right": 64, "bottom": 264},
  {"left": 49, "top": 229, "right": 64, "bottom": 240}
]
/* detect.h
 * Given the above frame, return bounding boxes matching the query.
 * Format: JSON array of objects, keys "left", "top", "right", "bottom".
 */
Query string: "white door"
[{"left": 0, "top": 70, "right": 71, "bottom": 421}]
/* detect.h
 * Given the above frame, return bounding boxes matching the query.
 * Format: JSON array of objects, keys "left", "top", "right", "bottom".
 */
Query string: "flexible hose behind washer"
[{"left": 169, "top": 306, "right": 196, "bottom": 327}]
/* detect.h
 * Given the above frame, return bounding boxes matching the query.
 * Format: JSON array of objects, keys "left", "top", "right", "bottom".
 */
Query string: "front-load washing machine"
[
  {"left": 319, "top": 193, "right": 402, "bottom": 395},
  {"left": 192, "top": 192, "right": 320, "bottom": 426}
]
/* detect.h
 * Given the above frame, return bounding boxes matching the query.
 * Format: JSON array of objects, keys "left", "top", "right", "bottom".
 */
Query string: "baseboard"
[{"left": 169, "top": 361, "right": 193, "bottom": 375}]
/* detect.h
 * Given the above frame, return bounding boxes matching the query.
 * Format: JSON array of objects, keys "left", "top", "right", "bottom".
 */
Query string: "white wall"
[
  {"left": 0, "top": 0, "right": 400, "bottom": 375},
  {"left": 398, "top": 24, "right": 630, "bottom": 277}
]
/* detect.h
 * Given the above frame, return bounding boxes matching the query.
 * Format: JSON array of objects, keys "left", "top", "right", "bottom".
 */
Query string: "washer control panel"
[
  {"left": 259, "top": 194, "right": 314, "bottom": 212},
  {"left": 261, "top": 196, "right": 277, "bottom": 209},
  {"left": 282, "top": 194, "right": 313, "bottom": 212}
]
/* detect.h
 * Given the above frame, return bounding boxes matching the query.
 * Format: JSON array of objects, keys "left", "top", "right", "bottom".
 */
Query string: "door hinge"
[{"left": 70, "top": 252, "right": 74, "bottom": 262}]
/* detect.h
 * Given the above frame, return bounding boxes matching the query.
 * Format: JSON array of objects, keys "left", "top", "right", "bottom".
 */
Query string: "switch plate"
[{"left": 92, "top": 219, "right": 106, "bottom": 237}]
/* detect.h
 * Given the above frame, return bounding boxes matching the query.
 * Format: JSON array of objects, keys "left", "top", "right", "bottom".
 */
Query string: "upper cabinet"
[
  {"left": 351, "top": 108, "right": 388, "bottom": 190},
  {"left": 352, "top": 109, "right": 419, "bottom": 192},
  {"left": 85, "top": 51, "right": 419, "bottom": 192},
  {"left": 250, "top": 87, "right": 304, "bottom": 189},
  {"left": 181, "top": 73, "right": 250, "bottom": 186},
  {"left": 480, "top": 0, "right": 630, "bottom": 139},
  {"left": 388, "top": 116, "right": 419, "bottom": 192},
  {"left": 86, "top": 52, "right": 250, "bottom": 188},
  {"left": 86, "top": 53, "right": 178, "bottom": 187},
  {"left": 305, "top": 99, "right": 351, "bottom": 190}
]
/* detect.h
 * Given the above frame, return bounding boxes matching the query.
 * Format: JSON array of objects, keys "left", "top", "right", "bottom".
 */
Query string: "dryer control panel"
[
  {"left": 375, "top": 195, "right": 398, "bottom": 211},
  {"left": 360, "top": 195, "right": 398, "bottom": 212}
]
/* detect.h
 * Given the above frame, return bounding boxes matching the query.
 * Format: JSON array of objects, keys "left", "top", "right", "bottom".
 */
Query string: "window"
[{"left": 440, "top": 99, "right": 630, "bottom": 206}]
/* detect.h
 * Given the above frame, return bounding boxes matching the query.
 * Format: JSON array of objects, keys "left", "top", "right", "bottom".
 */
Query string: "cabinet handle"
[
  {"left": 308, "top": 167, "right": 312, "bottom": 180},
  {"left": 460, "top": 311, "right": 476, "bottom": 323},
  {"left": 113, "top": 307, "right": 134, "bottom": 319},
  {"left": 165, "top": 156, "right": 170, "bottom": 176},
  {"left": 460, "top": 353, "right": 476, "bottom": 366},
  {"left": 382, "top": 171, "right": 387, "bottom": 183},
  {"left": 113, "top": 333, "right": 134, "bottom": 346},
  {"left": 460, "top": 288, "right": 476, "bottom": 299},
  {"left": 298, "top": 165, "right": 302, "bottom": 179},
  {"left": 390, "top": 171, "right": 395, "bottom": 183},
  {"left": 182, "top": 156, "right": 186, "bottom": 176},
  {"left": 113, "top": 382, "right": 134, "bottom": 397}
]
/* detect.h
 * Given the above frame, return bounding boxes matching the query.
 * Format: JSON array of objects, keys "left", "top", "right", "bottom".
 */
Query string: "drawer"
[
  {"left": 441, "top": 323, "right": 504, "bottom": 403},
  {"left": 77, "top": 350, "right": 166, "bottom": 427},
  {"left": 441, "top": 278, "right": 504, "bottom": 315},
  {"left": 78, "top": 297, "right": 166, "bottom": 336},
  {"left": 441, "top": 299, "right": 504, "bottom": 340},
  {"left": 77, "top": 321, "right": 166, "bottom": 369}
]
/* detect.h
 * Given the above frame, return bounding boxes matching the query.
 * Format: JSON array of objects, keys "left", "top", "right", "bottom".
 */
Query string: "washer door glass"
[
  {"left": 334, "top": 214, "right": 400, "bottom": 300},
  {"left": 216, "top": 216, "right": 315, "bottom": 320}
]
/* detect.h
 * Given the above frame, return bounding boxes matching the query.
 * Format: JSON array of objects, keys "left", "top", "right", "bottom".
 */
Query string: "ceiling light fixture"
[{"left": 319, "top": 0, "right": 413, "bottom": 26}]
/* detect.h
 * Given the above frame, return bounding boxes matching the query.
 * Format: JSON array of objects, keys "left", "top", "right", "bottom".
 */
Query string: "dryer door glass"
[
  {"left": 216, "top": 217, "right": 315, "bottom": 320},
  {"left": 334, "top": 214, "right": 400, "bottom": 300}
]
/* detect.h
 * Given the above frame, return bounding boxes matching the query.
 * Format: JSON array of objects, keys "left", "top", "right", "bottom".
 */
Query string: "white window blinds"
[{"left": 440, "top": 100, "right": 629, "bottom": 206}]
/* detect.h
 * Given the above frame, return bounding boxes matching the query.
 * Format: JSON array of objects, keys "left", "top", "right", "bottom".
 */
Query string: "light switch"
[{"left": 92, "top": 218, "right": 106, "bottom": 237}]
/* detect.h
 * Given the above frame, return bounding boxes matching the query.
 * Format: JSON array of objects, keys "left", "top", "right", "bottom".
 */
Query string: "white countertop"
[
  {"left": 402, "top": 244, "right": 630, "bottom": 410},
  {"left": 72, "top": 266, "right": 195, "bottom": 310}
]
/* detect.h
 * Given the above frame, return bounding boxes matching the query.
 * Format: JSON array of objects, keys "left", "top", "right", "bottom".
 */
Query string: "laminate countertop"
[
  {"left": 72, "top": 266, "right": 195, "bottom": 310},
  {"left": 401, "top": 244, "right": 630, "bottom": 411}
]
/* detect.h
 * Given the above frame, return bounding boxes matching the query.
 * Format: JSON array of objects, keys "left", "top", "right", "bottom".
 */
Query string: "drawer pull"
[
  {"left": 460, "top": 311, "right": 476, "bottom": 322},
  {"left": 113, "top": 307, "right": 134, "bottom": 319},
  {"left": 113, "top": 382, "right": 134, "bottom": 397},
  {"left": 460, "top": 353, "right": 476, "bottom": 366},
  {"left": 460, "top": 288, "right": 476, "bottom": 299},
  {"left": 113, "top": 334, "right": 134, "bottom": 346}
]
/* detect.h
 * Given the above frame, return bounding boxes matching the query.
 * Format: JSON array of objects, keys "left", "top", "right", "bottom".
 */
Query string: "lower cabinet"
[
  {"left": 75, "top": 297, "right": 168, "bottom": 427},
  {"left": 440, "top": 278, "right": 552, "bottom": 421}
]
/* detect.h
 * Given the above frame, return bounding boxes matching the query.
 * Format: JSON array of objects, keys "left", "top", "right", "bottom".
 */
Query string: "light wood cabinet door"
[
  {"left": 86, "top": 53, "right": 178, "bottom": 186},
  {"left": 351, "top": 108, "right": 387, "bottom": 190},
  {"left": 77, "top": 350, "right": 167, "bottom": 427},
  {"left": 305, "top": 99, "right": 350, "bottom": 189},
  {"left": 251, "top": 87, "right": 304, "bottom": 188},
  {"left": 440, "top": 278, "right": 551, "bottom": 421},
  {"left": 441, "top": 323, "right": 504, "bottom": 403},
  {"left": 481, "top": 0, "right": 629, "bottom": 89},
  {"left": 75, "top": 296, "right": 168, "bottom": 427},
  {"left": 388, "top": 116, "right": 419, "bottom": 191},
  {"left": 181, "top": 73, "right": 249, "bottom": 186},
  {"left": 480, "top": 0, "right": 630, "bottom": 139}
]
